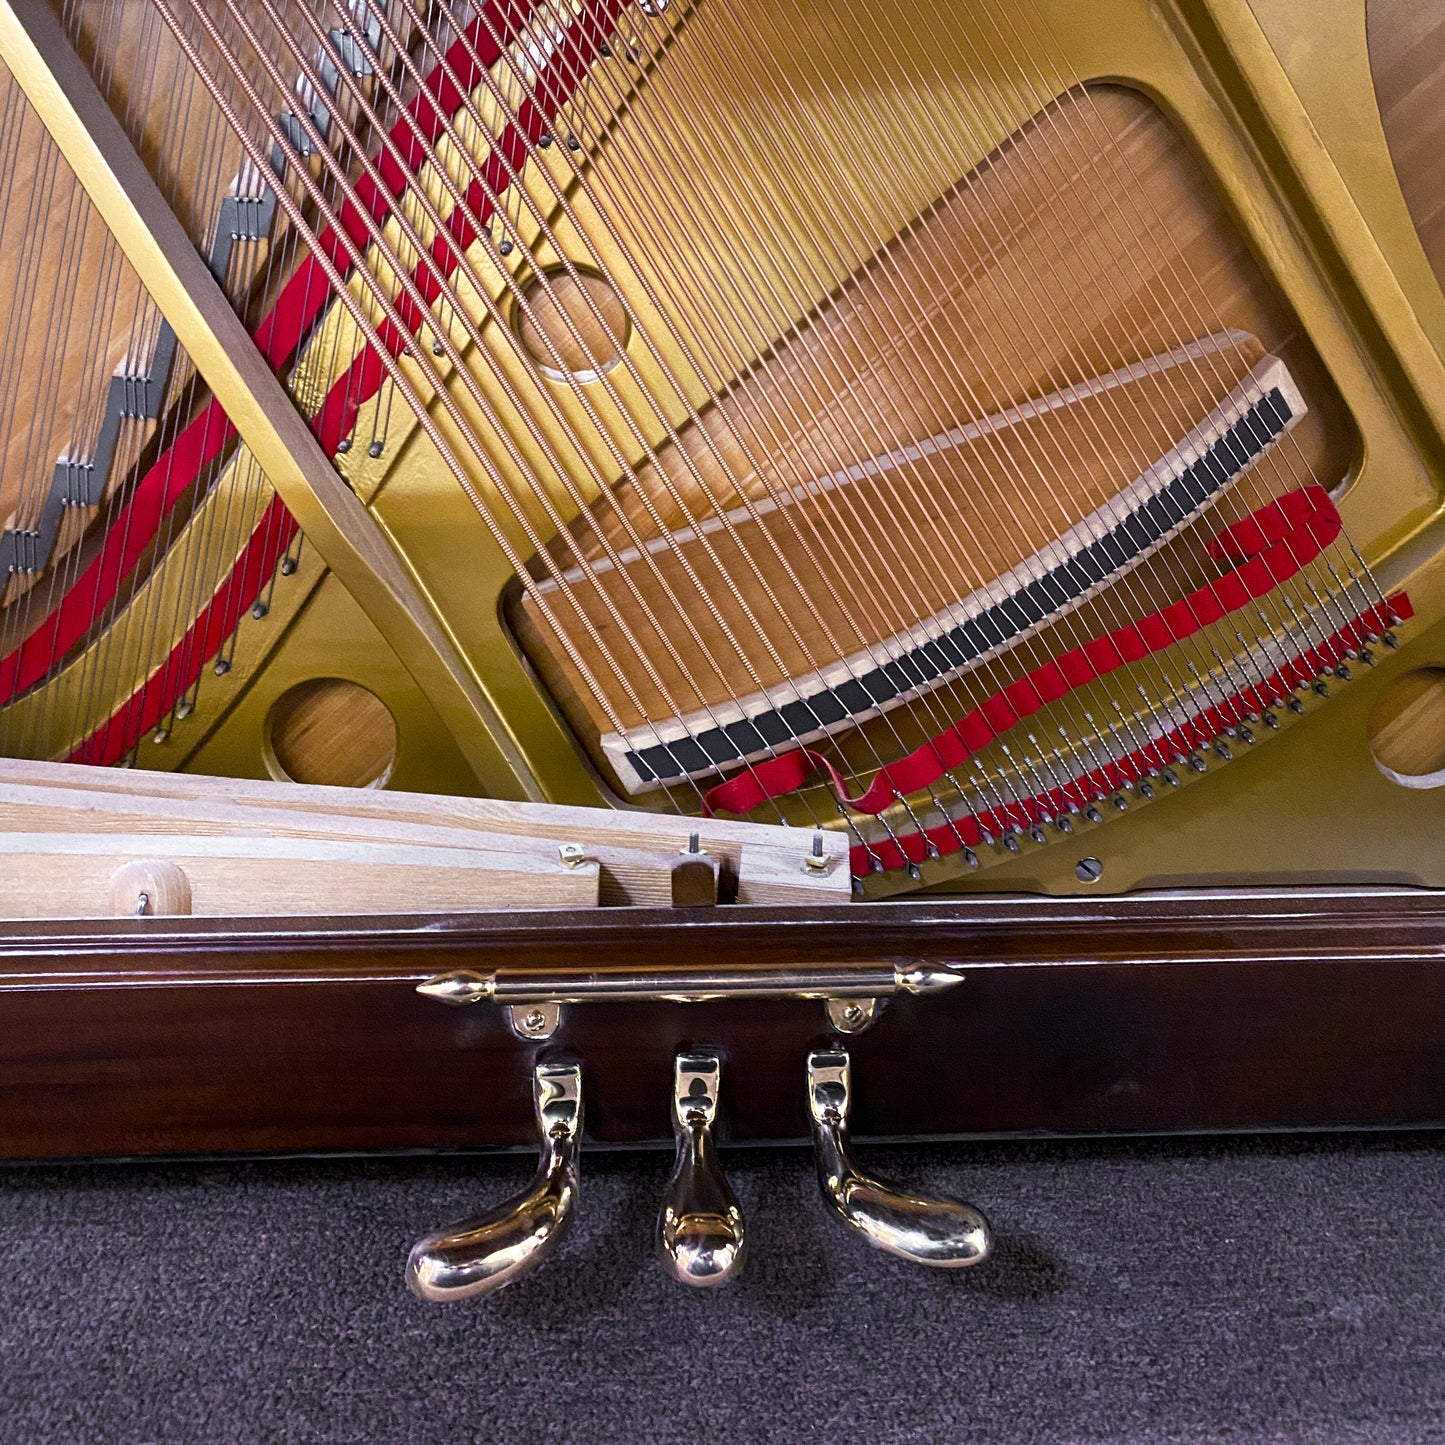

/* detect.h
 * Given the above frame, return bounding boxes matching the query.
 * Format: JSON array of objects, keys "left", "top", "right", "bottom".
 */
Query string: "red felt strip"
[
  {"left": 848, "top": 591, "right": 1411, "bottom": 876},
  {"left": 703, "top": 485, "right": 1343, "bottom": 819}
]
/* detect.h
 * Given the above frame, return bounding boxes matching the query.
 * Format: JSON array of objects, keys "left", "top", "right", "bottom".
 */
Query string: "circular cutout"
[
  {"left": 1369, "top": 666, "right": 1445, "bottom": 787},
  {"left": 513, "top": 266, "right": 630, "bottom": 383},
  {"left": 267, "top": 678, "right": 397, "bottom": 789}
]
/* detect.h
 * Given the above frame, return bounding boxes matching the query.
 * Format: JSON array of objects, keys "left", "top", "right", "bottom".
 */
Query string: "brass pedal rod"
[{"left": 416, "top": 959, "right": 964, "bottom": 1039}]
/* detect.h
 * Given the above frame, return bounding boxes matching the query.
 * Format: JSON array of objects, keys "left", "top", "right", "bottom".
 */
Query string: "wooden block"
[
  {"left": 0, "top": 781, "right": 691, "bottom": 908},
  {"left": 0, "top": 833, "right": 599, "bottom": 918},
  {"left": 0, "top": 760, "right": 852, "bottom": 904}
]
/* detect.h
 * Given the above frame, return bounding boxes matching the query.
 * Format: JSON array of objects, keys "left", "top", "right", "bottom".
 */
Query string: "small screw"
[
  {"left": 804, "top": 830, "right": 830, "bottom": 871},
  {"left": 1075, "top": 857, "right": 1104, "bottom": 884},
  {"left": 558, "top": 843, "right": 586, "bottom": 869},
  {"left": 523, "top": 1010, "right": 548, "bottom": 1034},
  {"left": 842, "top": 1003, "right": 864, "bottom": 1026}
]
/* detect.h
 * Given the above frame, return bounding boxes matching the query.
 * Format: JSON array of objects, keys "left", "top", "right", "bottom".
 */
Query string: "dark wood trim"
[{"left": 0, "top": 887, "right": 1442, "bottom": 1159}]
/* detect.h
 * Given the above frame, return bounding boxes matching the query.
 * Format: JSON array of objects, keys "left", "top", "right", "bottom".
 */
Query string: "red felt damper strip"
[
  {"left": 702, "top": 484, "right": 1342, "bottom": 818},
  {"left": 0, "top": 0, "right": 530, "bottom": 713},
  {"left": 847, "top": 590, "right": 1411, "bottom": 875}
]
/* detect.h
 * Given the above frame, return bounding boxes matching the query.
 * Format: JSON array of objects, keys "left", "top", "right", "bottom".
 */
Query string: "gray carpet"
[{"left": 1, "top": 1132, "right": 1443, "bottom": 1444}]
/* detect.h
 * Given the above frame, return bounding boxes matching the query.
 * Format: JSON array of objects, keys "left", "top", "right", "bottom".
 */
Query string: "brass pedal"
[
  {"left": 405, "top": 1060, "right": 582, "bottom": 1301},
  {"left": 657, "top": 1051, "right": 746, "bottom": 1288},
  {"left": 806, "top": 1049, "right": 991, "bottom": 1268}
]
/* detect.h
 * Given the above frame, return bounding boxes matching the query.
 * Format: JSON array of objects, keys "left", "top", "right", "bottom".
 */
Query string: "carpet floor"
[{"left": 0, "top": 1131, "right": 1442, "bottom": 1444}]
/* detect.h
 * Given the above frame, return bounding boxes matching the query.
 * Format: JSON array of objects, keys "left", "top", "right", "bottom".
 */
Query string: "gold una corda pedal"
[{"left": 406, "top": 1060, "right": 583, "bottom": 1302}]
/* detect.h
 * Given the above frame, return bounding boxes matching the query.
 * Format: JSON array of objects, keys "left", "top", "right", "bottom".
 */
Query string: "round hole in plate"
[
  {"left": 267, "top": 678, "right": 396, "bottom": 789},
  {"left": 513, "top": 266, "right": 630, "bottom": 383},
  {"left": 1368, "top": 666, "right": 1445, "bottom": 788}
]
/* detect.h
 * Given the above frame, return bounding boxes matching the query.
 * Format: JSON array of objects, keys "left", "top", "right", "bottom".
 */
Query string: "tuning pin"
[
  {"left": 806, "top": 1050, "right": 992, "bottom": 1268},
  {"left": 405, "top": 1060, "right": 582, "bottom": 1301},
  {"left": 657, "top": 1051, "right": 746, "bottom": 1287}
]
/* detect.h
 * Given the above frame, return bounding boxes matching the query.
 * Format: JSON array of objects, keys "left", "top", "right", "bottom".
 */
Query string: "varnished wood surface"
[
  {"left": 0, "top": 888, "right": 1441, "bottom": 1157},
  {"left": 1369, "top": 0, "right": 1445, "bottom": 290}
]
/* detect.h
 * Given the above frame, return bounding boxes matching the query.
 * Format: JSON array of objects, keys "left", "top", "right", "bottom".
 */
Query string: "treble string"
[
  {"left": 569, "top": 0, "right": 1202, "bottom": 803},
  {"left": 156, "top": 0, "right": 766, "bottom": 819},
  {"left": 358, "top": 0, "right": 961, "bottom": 844},
  {"left": 456, "top": 0, "right": 1021, "bottom": 849},
  {"left": 751, "top": 0, "right": 1278, "bottom": 741},
  {"left": 970, "top": 2, "right": 1370, "bottom": 653},
  {"left": 237, "top": 0, "right": 810, "bottom": 822}
]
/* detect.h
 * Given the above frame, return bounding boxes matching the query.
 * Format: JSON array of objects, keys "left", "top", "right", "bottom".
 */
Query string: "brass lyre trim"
[{"left": 0, "top": 0, "right": 537, "bottom": 796}]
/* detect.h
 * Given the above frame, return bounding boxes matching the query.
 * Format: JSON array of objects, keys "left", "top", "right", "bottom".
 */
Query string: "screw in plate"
[{"left": 1075, "top": 856, "right": 1104, "bottom": 884}]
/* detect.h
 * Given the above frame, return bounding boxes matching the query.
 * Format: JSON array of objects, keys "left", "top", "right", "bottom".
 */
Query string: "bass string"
[
  {"left": 115, "top": 0, "right": 423, "bottom": 756},
  {"left": 60, "top": 4, "right": 228, "bottom": 759},
  {"left": 154, "top": 0, "right": 747, "bottom": 817},
  {"left": 54, "top": 2, "right": 378, "bottom": 757},
  {"left": 66, "top": 1, "right": 532, "bottom": 763},
  {"left": 359, "top": 0, "right": 942, "bottom": 837},
  {"left": 252, "top": 0, "right": 797, "bottom": 819}
]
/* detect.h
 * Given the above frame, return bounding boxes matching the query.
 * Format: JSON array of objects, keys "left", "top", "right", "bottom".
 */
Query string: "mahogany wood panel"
[{"left": 0, "top": 888, "right": 1441, "bottom": 1158}]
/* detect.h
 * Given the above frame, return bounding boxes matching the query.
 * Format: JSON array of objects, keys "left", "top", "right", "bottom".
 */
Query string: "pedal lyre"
[
  {"left": 807, "top": 1049, "right": 991, "bottom": 1268},
  {"left": 406, "top": 1060, "right": 582, "bottom": 1301},
  {"left": 657, "top": 1051, "right": 746, "bottom": 1287}
]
